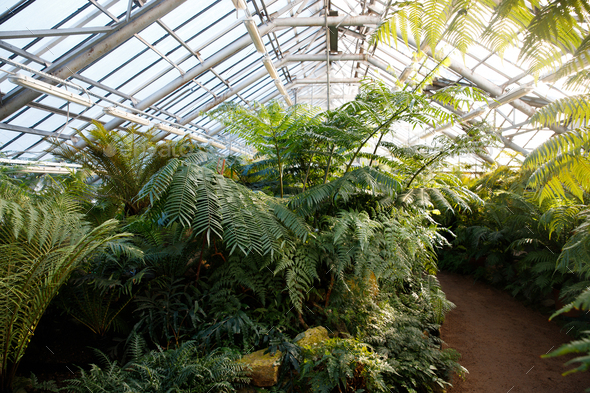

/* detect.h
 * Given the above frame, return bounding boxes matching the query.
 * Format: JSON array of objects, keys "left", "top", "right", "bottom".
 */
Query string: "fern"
[
  {"left": 523, "top": 128, "right": 590, "bottom": 203},
  {"left": 543, "top": 332, "right": 590, "bottom": 376},
  {"left": 0, "top": 193, "right": 129, "bottom": 391},
  {"left": 67, "top": 337, "right": 249, "bottom": 392},
  {"left": 288, "top": 167, "right": 403, "bottom": 217},
  {"left": 139, "top": 161, "right": 309, "bottom": 257}
]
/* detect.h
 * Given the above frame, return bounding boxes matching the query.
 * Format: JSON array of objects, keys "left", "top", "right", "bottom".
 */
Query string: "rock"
[
  {"left": 294, "top": 326, "right": 330, "bottom": 347},
  {"left": 239, "top": 349, "right": 282, "bottom": 387}
]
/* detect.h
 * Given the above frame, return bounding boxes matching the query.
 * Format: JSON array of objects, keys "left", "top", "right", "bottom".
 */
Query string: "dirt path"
[{"left": 438, "top": 271, "right": 590, "bottom": 393}]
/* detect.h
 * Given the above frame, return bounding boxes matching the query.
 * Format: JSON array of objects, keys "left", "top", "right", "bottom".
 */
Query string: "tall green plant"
[
  {"left": 210, "top": 101, "right": 320, "bottom": 197},
  {"left": 52, "top": 122, "right": 204, "bottom": 216},
  {"left": 0, "top": 193, "right": 130, "bottom": 392}
]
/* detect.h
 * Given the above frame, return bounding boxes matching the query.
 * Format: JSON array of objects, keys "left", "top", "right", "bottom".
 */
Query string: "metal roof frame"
[{"left": 0, "top": 0, "right": 580, "bottom": 169}]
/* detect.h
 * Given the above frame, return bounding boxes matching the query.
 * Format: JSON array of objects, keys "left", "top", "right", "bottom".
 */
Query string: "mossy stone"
[
  {"left": 294, "top": 326, "right": 329, "bottom": 347},
  {"left": 239, "top": 349, "right": 282, "bottom": 387}
]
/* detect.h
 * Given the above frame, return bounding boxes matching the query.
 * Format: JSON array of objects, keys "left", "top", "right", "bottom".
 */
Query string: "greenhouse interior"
[{"left": 1, "top": 0, "right": 590, "bottom": 392}]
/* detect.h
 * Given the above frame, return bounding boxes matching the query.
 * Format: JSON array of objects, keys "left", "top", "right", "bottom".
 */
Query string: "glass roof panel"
[{"left": 0, "top": 0, "right": 581, "bottom": 166}]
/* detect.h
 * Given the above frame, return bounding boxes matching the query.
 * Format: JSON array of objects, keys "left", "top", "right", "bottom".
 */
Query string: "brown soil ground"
[{"left": 438, "top": 271, "right": 590, "bottom": 393}]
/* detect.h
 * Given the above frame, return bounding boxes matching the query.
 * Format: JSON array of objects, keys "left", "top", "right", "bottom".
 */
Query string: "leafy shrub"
[
  {"left": 325, "top": 276, "right": 464, "bottom": 393},
  {"left": 363, "top": 302, "right": 465, "bottom": 392},
  {"left": 67, "top": 336, "right": 249, "bottom": 392},
  {"left": 134, "top": 277, "right": 203, "bottom": 348},
  {"left": 298, "top": 338, "right": 392, "bottom": 393}
]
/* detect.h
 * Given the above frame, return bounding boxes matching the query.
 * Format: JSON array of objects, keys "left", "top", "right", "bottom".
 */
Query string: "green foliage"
[
  {"left": 298, "top": 338, "right": 391, "bottom": 393},
  {"left": 0, "top": 192, "right": 131, "bottom": 391},
  {"left": 59, "top": 283, "right": 133, "bottom": 337},
  {"left": 52, "top": 122, "right": 205, "bottom": 216},
  {"left": 523, "top": 128, "right": 590, "bottom": 204},
  {"left": 138, "top": 159, "right": 308, "bottom": 256},
  {"left": 28, "top": 373, "right": 63, "bottom": 393},
  {"left": 543, "top": 333, "right": 590, "bottom": 376},
  {"left": 372, "top": 0, "right": 590, "bottom": 77},
  {"left": 211, "top": 101, "right": 320, "bottom": 197},
  {"left": 67, "top": 335, "right": 249, "bottom": 392},
  {"left": 2, "top": 81, "right": 495, "bottom": 393},
  {"left": 134, "top": 277, "right": 203, "bottom": 349},
  {"left": 288, "top": 166, "right": 402, "bottom": 217},
  {"left": 362, "top": 301, "right": 464, "bottom": 392}
]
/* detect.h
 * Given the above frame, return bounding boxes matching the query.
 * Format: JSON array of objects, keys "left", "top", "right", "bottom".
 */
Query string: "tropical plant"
[
  {"left": 137, "top": 155, "right": 308, "bottom": 256},
  {"left": 298, "top": 338, "right": 392, "bottom": 393},
  {"left": 133, "top": 277, "right": 204, "bottom": 349},
  {"left": 362, "top": 301, "right": 465, "bottom": 392},
  {"left": 518, "top": 122, "right": 590, "bottom": 379},
  {"left": 372, "top": 0, "right": 589, "bottom": 77},
  {"left": 210, "top": 101, "right": 320, "bottom": 197},
  {"left": 0, "top": 192, "right": 131, "bottom": 392},
  {"left": 52, "top": 122, "right": 204, "bottom": 216},
  {"left": 66, "top": 335, "right": 249, "bottom": 392},
  {"left": 58, "top": 282, "right": 134, "bottom": 337}
]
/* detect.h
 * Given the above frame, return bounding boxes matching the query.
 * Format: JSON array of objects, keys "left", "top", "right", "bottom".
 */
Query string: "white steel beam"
[
  {"left": 0, "top": 26, "right": 113, "bottom": 39},
  {"left": 0, "top": 0, "right": 120, "bottom": 85},
  {"left": 295, "top": 78, "right": 360, "bottom": 83},
  {"left": 177, "top": 54, "right": 393, "bottom": 124},
  {"left": 273, "top": 16, "right": 381, "bottom": 27},
  {"left": 0, "top": 0, "right": 188, "bottom": 121},
  {"left": 0, "top": 122, "right": 72, "bottom": 140},
  {"left": 395, "top": 28, "right": 568, "bottom": 136},
  {"left": 0, "top": 40, "right": 51, "bottom": 67}
]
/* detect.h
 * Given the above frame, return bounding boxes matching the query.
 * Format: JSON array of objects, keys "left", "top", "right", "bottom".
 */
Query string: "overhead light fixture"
[
  {"left": 398, "top": 65, "right": 413, "bottom": 82},
  {"left": 490, "top": 86, "right": 535, "bottom": 109},
  {"left": 209, "top": 140, "right": 226, "bottom": 150},
  {"left": 9, "top": 74, "right": 93, "bottom": 107},
  {"left": 263, "top": 56, "right": 279, "bottom": 79},
  {"left": 155, "top": 123, "right": 185, "bottom": 136},
  {"left": 420, "top": 107, "right": 487, "bottom": 140},
  {"left": 189, "top": 133, "right": 209, "bottom": 144},
  {"left": 231, "top": 0, "right": 247, "bottom": 9},
  {"left": 229, "top": 146, "right": 242, "bottom": 153},
  {"left": 459, "top": 107, "right": 487, "bottom": 122},
  {"left": 103, "top": 107, "right": 151, "bottom": 126},
  {"left": 244, "top": 19, "right": 266, "bottom": 53},
  {"left": 283, "top": 95, "right": 293, "bottom": 106},
  {"left": 274, "top": 79, "right": 288, "bottom": 96}
]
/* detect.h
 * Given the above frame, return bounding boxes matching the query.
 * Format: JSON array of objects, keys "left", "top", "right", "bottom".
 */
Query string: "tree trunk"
[
  {"left": 274, "top": 138, "right": 284, "bottom": 198},
  {"left": 302, "top": 153, "right": 315, "bottom": 191},
  {"left": 406, "top": 151, "right": 445, "bottom": 188},
  {"left": 323, "top": 145, "right": 335, "bottom": 184}
]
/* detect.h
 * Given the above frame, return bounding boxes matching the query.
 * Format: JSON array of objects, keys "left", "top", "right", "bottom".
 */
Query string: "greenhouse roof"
[{"left": 0, "top": 0, "right": 578, "bottom": 170}]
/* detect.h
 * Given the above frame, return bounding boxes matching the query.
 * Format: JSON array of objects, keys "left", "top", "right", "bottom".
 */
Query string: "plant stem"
[
  {"left": 195, "top": 235, "right": 207, "bottom": 282},
  {"left": 323, "top": 145, "right": 335, "bottom": 184},
  {"left": 406, "top": 151, "right": 445, "bottom": 188},
  {"left": 297, "top": 310, "right": 309, "bottom": 329},
  {"left": 302, "top": 152, "right": 315, "bottom": 191},
  {"left": 274, "top": 137, "right": 284, "bottom": 198},
  {"left": 325, "top": 272, "right": 335, "bottom": 307},
  {"left": 345, "top": 106, "right": 407, "bottom": 173},
  {"left": 369, "top": 131, "right": 386, "bottom": 167}
]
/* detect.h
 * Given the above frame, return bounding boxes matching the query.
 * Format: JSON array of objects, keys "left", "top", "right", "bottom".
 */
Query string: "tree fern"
[
  {"left": 523, "top": 128, "right": 590, "bottom": 203},
  {"left": 0, "top": 193, "right": 129, "bottom": 391},
  {"left": 139, "top": 160, "right": 308, "bottom": 257},
  {"left": 288, "top": 167, "right": 403, "bottom": 217},
  {"left": 52, "top": 122, "right": 205, "bottom": 216}
]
